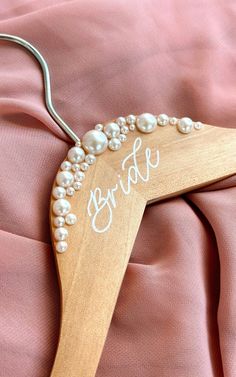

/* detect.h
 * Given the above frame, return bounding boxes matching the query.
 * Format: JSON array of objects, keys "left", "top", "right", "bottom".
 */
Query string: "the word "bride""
[{"left": 87, "top": 137, "right": 160, "bottom": 233}]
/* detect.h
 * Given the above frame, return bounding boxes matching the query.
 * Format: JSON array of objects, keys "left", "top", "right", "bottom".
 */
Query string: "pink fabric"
[{"left": 0, "top": 1, "right": 236, "bottom": 376}]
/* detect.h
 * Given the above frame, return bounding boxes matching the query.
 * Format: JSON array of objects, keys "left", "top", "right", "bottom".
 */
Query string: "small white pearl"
[
  {"left": 56, "top": 171, "right": 74, "bottom": 188},
  {"left": 66, "top": 187, "right": 75, "bottom": 196},
  {"left": 52, "top": 186, "right": 66, "bottom": 199},
  {"left": 80, "top": 162, "right": 89, "bottom": 171},
  {"left": 75, "top": 140, "right": 81, "bottom": 147},
  {"left": 194, "top": 121, "right": 203, "bottom": 130},
  {"left": 85, "top": 154, "right": 96, "bottom": 165},
  {"left": 65, "top": 213, "right": 77, "bottom": 225},
  {"left": 169, "top": 117, "right": 178, "bottom": 125},
  {"left": 177, "top": 117, "right": 193, "bottom": 134},
  {"left": 157, "top": 114, "right": 169, "bottom": 126},
  {"left": 120, "top": 125, "right": 129, "bottom": 134},
  {"left": 108, "top": 138, "right": 122, "bottom": 151},
  {"left": 126, "top": 114, "right": 136, "bottom": 124},
  {"left": 54, "top": 216, "right": 65, "bottom": 227},
  {"left": 95, "top": 124, "right": 103, "bottom": 131},
  {"left": 53, "top": 199, "right": 71, "bottom": 216},
  {"left": 71, "top": 163, "right": 80, "bottom": 172},
  {"left": 129, "top": 124, "right": 136, "bottom": 131},
  {"left": 116, "top": 117, "right": 126, "bottom": 127},
  {"left": 82, "top": 130, "right": 108, "bottom": 155},
  {"left": 119, "top": 134, "right": 127, "bottom": 143},
  {"left": 73, "top": 181, "right": 82, "bottom": 190},
  {"left": 60, "top": 161, "right": 72, "bottom": 171},
  {"left": 56, "top": 241, "right": 68, "bottom": 253},
  {"left": 67, "top": 147, "right": 85, "bottom": 164},
  {"left": 136, "top": 113, "right": 157, "bottom": 133},
  {"left": 74, "top": 171, "right": 85, "bottom": 181},
  {"left": 54, "top": 227, "right": 68, "bottom": 241},
  {"left": 104, "top": 122, "right": 120, "bottom": 139}
]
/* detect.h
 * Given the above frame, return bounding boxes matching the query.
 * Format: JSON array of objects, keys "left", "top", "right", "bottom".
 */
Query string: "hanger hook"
[{"left": 0, "top": 33, "right": 80, "bottom": 143}]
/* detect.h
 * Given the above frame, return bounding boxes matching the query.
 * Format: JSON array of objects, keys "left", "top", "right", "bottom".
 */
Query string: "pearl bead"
[
  {"left": 56, "top": 241, "right": 68, "bottom": 253},
  {"left": 169, "top": 117, "right": 178, "bottom": 125},
  {"left": 129, "top": 124, "right": 136, "bottom": 131},
  {"left": 65, "top": 213, "right": 77, "bottom": 225},
  {"left": 104, "top": 122, "right": 120, "bottom": 139},
  {"left": 67, "top": 147, "right": 85, "bottom": 164},
  {"left": 74, "top": 171, "right": 85, "bottom": 181},
  {"left": 116, "top": 117, "right": 126, "bottom": 127},
  {"left": 85, "top": 154, "right": 96, "bottom": 165},
  {"left": 66, "top": 187, "right": 75, "bottom": 196},
  {"left": 56, "top": 171, "right": 74, "bottom": 188},
  {"left": 157, "top": 114, "right": 169, "bottom": 126},
  {"left": 108, "top": 137, "right": 122, "bottom": 151},
  {"left": 126, "top": 114, "right": 136, "bottom": 124},
  {"left": 120, "top": 125, "right": 129, "bottom": 134},
  {"left": 73, "top": 181, "right": 82, "bottom": 190},
  {"left": 82, "top": 130, "right": 108, "bottom": 155},
  {"left": 136, "top": 113, "right": 157, "bottom": 133},
  {"left": 71, "top": 163, "right": 80, "bottom": 172},
  {"left": 54, "top": 216, "right": 65, "bottom": 227},
  {"left": 194, "top": 121, "right": 203, "bottom": 130},
  {"left": 54, "top": 227, "right": 68, "bottom": 241},
  {"left": 52, "top": 186, "right": 66, "bottom": 199},
  {"left": 60, "top": 161, "right": 72, "bottom": 171},
  {"left": 80, "top": 162, "right": 89, "bottom": 171},
  {"left": 95, "top": 124, "right": 103, "bottom": 131},
  {"left": 177, "top": 117, "right": 193, "bottom": 134},
  {"left": 53, "top": 199, "right": 71, "bottom": 216},
  {"left": 119, "top": 134, "right": 127, "bottom": 143}
]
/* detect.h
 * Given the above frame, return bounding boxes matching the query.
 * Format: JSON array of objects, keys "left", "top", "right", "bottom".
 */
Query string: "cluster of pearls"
[{"left": 52, "top": 112, "right": 203, "bottom": 253}]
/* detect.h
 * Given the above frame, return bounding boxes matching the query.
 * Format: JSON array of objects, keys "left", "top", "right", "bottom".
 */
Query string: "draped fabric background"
[{"left": 0, "top": 1, "right": 236, "bottom": 376}]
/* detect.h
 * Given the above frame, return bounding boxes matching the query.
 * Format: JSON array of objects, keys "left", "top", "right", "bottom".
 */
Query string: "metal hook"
[{"left": 0, "top": 33, "right": 80, "bottom": 143}]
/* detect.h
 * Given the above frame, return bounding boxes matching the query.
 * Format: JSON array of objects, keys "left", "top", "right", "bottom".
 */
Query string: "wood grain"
[{"left": 50, "top": 123, "right": 236, "bottom": 377}]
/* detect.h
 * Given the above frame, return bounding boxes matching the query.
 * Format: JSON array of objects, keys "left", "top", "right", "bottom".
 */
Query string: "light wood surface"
[{"left": 50, "top": 123, "right": 236, "bottom": 377}]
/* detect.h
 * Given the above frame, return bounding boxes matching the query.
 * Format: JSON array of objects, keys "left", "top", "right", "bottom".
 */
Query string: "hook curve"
[{"left": 0, "top": 33, "right": 80, "bottom": 143}]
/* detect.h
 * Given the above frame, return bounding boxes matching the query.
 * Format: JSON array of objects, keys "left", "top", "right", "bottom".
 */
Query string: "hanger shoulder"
[{"left": 50, "top": 122, "right": 236, "bottom": 377}]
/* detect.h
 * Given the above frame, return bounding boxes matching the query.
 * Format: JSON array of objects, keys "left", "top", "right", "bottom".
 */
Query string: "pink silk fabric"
[{"left": 0, "top": 1, "right": 236, "bottom": 376}]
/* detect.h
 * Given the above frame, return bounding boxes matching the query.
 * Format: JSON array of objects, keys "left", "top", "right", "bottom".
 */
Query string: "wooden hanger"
[
  {"left": 50, "top": 120, "right": 236, "bottom": 377},
  {"left": 1, "top": 34, "right": 236, "bottom": 377}
]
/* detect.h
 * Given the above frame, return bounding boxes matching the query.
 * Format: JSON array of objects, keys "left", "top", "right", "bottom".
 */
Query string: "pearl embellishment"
[
  {"left": 136, "top": 113, "right": 157, "bottom": 133},
  {"left": 177, "top": 117, "right": 193, "bottom": 134},
  {"left": 104, "top": 122, "right": 120, "bottom": 139},
  {"left": 108, "top": 137, "right": 122, "bottom": 151},
  {"left": 56, "top": 241, "right": 68, "bottom": 253},
  {"left": 53, "top": 198, "right": 71, "bottom": 216},
  {"left": 82, "top": 130, "right": 108, "bottom": 155},
  {"left": 56, "top": 171, "right": 74, "bottom": 188},
  {"left": 52, "top": 112, "right": 203, "bottom": 253},
  {"left": 54, "top": 227, "right": 68, "bottom": 241},
  {"left": 53, "top": 186, "right": 66, "bottom": 199},
  {"left": 67, "top": 147, "right": 85, "bottom": 164}
]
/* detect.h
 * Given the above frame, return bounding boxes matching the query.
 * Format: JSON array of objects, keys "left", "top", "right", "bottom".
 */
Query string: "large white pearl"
[
  {"left": 177, "top": 117, "right": 193, "bottom": 134},
  {"left": 108, "top": 137, "right": 121, "bottom": 151},
  {"left": 67, "top": 147, "right": 85, "bottom": 163},
  {"left": 56, "top": 171, "right": 74, "bottom": 188},
  {"left": 54, "top": 227, "right": 68, "bottom": 241},
  {"left": 53, "top": 199, "right": 71, "bottom": 216},
  {"left": 104, "top": 122, "right": 120, "bottom": 139},
  {"left": 53, "top": 186, "right": 66, "bottom": 199},
  {"left": 82, "top": 130, "right": 108, "bottom": 155},
  {"left": 157, "top": 113, "right": 169, "bottom": 126},
  {"left": 54, "top": 216, "right": 65, "bottom": 227},
  {"left": 56, "top": 241, "right": 68, "bottom": 253},
  {"left": 136, "top": 113, "right": 157, "bottom": 133}
]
